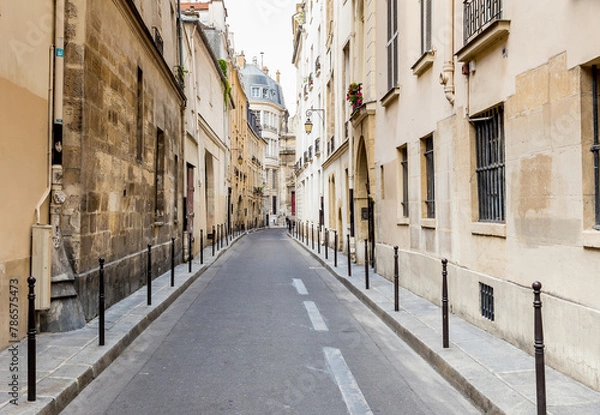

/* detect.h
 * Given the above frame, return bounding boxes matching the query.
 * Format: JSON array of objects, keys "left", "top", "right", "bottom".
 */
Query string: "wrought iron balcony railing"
[{"left": 463, "top": 0, "right": 503, "bottom": 44}]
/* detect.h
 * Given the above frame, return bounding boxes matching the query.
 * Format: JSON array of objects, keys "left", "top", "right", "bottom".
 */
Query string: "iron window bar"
[
  {"left": 424, "top": 136, "right": 435, "bottom": 218},
  {"left": 479, "top": 282, "right": 495, "bottom": 321},
  {"left": 593, "top": 65, "right": 600, "bottom": 229},
  {"left": 463, "top": 0, "right": 503, "bottom": 44}
]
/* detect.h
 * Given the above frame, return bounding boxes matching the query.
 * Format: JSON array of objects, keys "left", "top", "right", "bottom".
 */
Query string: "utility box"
[{"left": 31, "top": 225, "right": 52, "bottom": 310}]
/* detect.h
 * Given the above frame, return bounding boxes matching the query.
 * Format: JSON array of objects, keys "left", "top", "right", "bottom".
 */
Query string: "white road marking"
[
  {"left": 323, "top": 347, "right": 374, "bottom": 415},
  {"left": 293, "top": 278, "right": 309, "bottom": 295},
  {"left": 303, "top": 301, "right": 328, "bottom": 331}
]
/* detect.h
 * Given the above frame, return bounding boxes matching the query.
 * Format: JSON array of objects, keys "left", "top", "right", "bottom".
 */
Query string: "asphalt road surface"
[{"left": 62, "top": 228, "right": 480, "bottom": 415}]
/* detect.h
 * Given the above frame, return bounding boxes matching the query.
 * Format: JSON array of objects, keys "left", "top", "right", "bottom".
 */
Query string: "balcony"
[
  {"left": 457, "top": 0, "right": 509, "bottom": 62},
  {"left": 315, "top": 138, "right": 321, "bottom": 156}
]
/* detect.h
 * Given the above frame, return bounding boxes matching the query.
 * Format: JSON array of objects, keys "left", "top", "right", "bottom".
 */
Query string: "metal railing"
[{"left": 463, "top": 0, "right": 503, "bottom": 44}]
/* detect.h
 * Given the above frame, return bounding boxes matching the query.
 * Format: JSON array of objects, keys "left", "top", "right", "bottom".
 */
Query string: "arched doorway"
[{"left": 355, "top": 136, "right": 374, "bottom": 266}]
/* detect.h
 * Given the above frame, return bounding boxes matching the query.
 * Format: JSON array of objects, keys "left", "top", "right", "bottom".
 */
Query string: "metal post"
[
  {"left": 364, "top": 239, "right": 369, "bottom": 289},
  {"left": 442, "top": 258, "right": 449, "bottom": 348},
  {"left": 226, "top": 223, "right": 229, "bottom": 246},
  {"left": 533, "top": 281, "right": 547, "bottom": 415},
  {"left": 347, "top": 234, "right": 352, "bottom": 277},
  {"left": 147, "top": 245, "right": 152, "bottom": 306},
  {"left": 188, "top": 232, "right": 192, "bottom": 272},
  {"left": 216, "top": 224, "right": 220, "bottom": 251},
  {"left": 212, "top": 226, "right": 215, "bottom": 256},
  {"left": 317, "top": 227, "right": 321, "bottom": 254},
  {"left": 170, "top": 238, "right": 175, "bottom": 287},
  {"left": 394, "top": 246, "right": 399, "bottom": 311},
  {"left": 27, "top": 276, "right": 36, "bottom": 402},
  {"left": 334, "top": 230, "right": 338, "bottom": 267},
  {"left": 99, "top": 258, "right": 105, "bottom": 345},
  {"left": 325, "top": 229, "right": 329, "bottom": 260},
  {"left": 200, "top": 229, "right": 204, "bottom": 265},
  {"left": 312, "top": 224, "right": 315, "bottom": 250}
]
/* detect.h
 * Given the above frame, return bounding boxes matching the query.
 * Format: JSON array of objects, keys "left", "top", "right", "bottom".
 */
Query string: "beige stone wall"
[
  {"left": 375, "top": 51, "right": 600, "bottom": 390},
  {"left": 0, "top": 2, "right": 53, "bottom": 349},
  {"left": 62, "top": 0, "right": 184, "bottom": 319}
]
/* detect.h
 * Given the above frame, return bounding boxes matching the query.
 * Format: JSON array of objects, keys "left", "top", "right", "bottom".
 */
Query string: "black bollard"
[
  {"left": 171, "top": 238, "right": 175, "bottom": 287},
  {"left": 27, "top": 276, "right": 36, "bottom": 402},
  {"left": 99, "top": 258, "right": 105, "bottom": 345},
  {"left": 442, "top": 258, "right": 449, "bottom": 348},
  {"left": 364, "top": 239, "right": 369, "bottom": 289},
  {"left": 318, "top": 227, "right": 321, "bottom": 254},
  {"left": 325, "top": 229, "right": 329, "bottom": 260},
  {"left": 216, "top": 225, "right": 220, "bottom": 251},
  {"left": 212, "top": 226, "right": 215, "bottom": 256},
  {"left": 312, "top": 225, "right": 315, "bottom": 250},
  {"left": 200, "top": 229, "right": 204, "bottom": 265},
  {"left": 334, "top": 230, "right": 338, "bottom": 267},
  {"left": 226, "top": 224, "right": 229, "bottom": 246},
  {"left": 347, "top": 234, "right": 352, "bottom": 277},
  {"left": 147, "top": 245, "right": 152, "bottom": 306},
  {"left": 394, "top": 247, "right": 399, "bottom": 312},
  {"left": 188, "top": 232, "right": 192, "bottom": 273},
  {"left": 533, "top": 281, "right": 547, "bottom": 415}
]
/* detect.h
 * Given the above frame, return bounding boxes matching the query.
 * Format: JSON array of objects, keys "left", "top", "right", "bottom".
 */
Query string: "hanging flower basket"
[{"left": 346, "top": 82, "right": 363, "bottom": 111}]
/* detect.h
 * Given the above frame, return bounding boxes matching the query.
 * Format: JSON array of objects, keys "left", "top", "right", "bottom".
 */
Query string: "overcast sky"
[{"left": 224, "top": 0, "right": 298, "bottom": 115}]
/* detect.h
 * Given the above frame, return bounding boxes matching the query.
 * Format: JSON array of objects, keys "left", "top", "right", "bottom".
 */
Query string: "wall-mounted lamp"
[
  {"left": 305, "top": 108, "right": 324, "bottom": 135},
  {"left": 237, "top": 154, "right": 243, "bottom": 165}
]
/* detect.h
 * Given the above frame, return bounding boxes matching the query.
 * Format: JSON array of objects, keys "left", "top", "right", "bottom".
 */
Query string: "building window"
[
  {"left": 421, "top": 135, "right": 435, "bottom": 218},
  {"left": 272, "top": 196, "right": 277, "bottom": 215},
  {"left": 386, "top": 0, "right": 398, "bottom": 90},
  {"left": 474, "top": 106, "right": 505, "bottom": 222},
  {"left": 251, "top": 87, "right": 260, "bottom": 97},
  {"left": 155, "top": 128, "right": 165, "bottom": 220},
  {"left": 398, "top": 145, "right": 409, "bottom": 218},
  {"left": 592, "top": 65, "right": 600, "bottom": 229},
  {"left": 480, "top": 282, "right": 495, "bottom": 321},
  {"left": 174, "top": 155, "right": 179, "bottom": 221},
  {"left": 380, "top": 165, "right": 385, "bottom": 199},
  {"left": 421, "top": 0, "right": 432, "bottom": 53}
]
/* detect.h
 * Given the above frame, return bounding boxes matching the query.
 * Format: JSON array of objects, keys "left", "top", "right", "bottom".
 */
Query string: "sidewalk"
[
  {"left": 290, "top": 231, "right": 600, "bottom": 415},
  {"left": 0, "top": 231, "right": 250, "bottom": 415}
]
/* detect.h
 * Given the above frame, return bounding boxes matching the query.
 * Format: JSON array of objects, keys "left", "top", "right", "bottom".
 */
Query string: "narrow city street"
[{"left": 62, "top": 229, "right": 479, "bottom": 415}]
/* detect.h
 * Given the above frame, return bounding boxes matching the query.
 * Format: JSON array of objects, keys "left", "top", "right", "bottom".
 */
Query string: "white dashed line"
[
  {"left": 324, "top": 347, "right": 374, "bottom": 415},
  {"left": 303, "top": 301, "right": 328, "bottom": 331},
  {"left": 293, "top": 279, "right": 309, "bottom": 295}
]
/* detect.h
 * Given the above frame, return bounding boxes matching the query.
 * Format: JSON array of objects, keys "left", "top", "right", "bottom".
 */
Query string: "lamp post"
[{"left": 304, "top": 108, "right": 325, "bottom": 135}]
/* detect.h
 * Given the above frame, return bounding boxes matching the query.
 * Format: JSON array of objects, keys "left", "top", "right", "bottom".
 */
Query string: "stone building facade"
[{"left": 294, "top": 0, "right": 600, "bottom": 391}]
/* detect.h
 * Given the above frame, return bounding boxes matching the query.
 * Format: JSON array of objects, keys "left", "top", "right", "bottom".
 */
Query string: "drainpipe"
[
  {"left": 439, "top": 0, "right": 455, "bottom": 104},
  {"left": 35, "top": 46, "right": 55, "bottom": 224}
]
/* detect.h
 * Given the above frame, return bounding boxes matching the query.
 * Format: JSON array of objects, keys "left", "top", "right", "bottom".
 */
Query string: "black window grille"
[
  {"left": 424, "top": 135, "right": 435, "bottom": 218},
  {"left": 400, "top": 146, "right": 409, "bottom": 217},
  {"left": 315, "top": 138, "right": 321, "bottom": 154},
  {"left": 463, "top": 0, "right": 503, "bottom": 44},
  {"left": 592, "top": 65, "right": 600, "bottom": 229},
  {"left": 474, "top": 106, "right": 505, "bottom": 222},
  {"left": 480, "top": 282, "right": 495, "bottom": 321}
]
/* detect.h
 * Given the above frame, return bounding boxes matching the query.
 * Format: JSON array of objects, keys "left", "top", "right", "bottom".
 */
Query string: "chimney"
[
  {"left": 263, "top": 66, "right": 269, "bottom": 75},
  {"left": 276, "top": 70, "right": 281, "bottom": 84},
  {"left": 236, "top": 52, "right": 246, "bottom": 68}
]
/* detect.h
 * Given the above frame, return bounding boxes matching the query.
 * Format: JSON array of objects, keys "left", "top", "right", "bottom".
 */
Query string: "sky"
[{"left": 224, "top": 0, "right": 298, "bottom": 116}]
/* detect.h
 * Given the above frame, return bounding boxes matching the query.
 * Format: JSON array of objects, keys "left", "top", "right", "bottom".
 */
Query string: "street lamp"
[
  {"left": 237, "top": 154, "right": 243, "bottom": 165},
  {"left": 304, "top": 108, "right": 324, "bottom": 135}
]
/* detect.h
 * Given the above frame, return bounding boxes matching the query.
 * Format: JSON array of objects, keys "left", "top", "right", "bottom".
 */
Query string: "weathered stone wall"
[{"left": 61, "top": 0, "right": 184, "bottom": 319}]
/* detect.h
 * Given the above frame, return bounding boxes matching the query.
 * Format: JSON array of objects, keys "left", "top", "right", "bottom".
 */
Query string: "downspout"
[
  {"left": 439, "top": 0, "right": 455, "bottom": 104},
  {"left": 35, "top": 46, "right": 55, "bottom": 224}
]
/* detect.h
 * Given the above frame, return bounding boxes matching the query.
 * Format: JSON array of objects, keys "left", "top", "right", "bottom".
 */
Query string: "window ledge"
[
  {"left": 154, "top": 221, "right": 165, "bottom": 227},
  {"left": 380, "top": 86, "right": 401, "bottom": 107},
  {"left": 582, "top": 230, "right": 600, "bottom": 249},
  {"left": 470, "top": 221, "right": 506, "bottom": 238},
  {"left": 420, "top": 218, "right": 436, "bottom": 229},
  {"left": 397, "top": 216, "right": 409, "bottom": 226},
  {"left": 456, "top": 19, "right": 510, "bottom": 63},
  {"left": 411, "top": 51, "right": 435, "bottom": 77}
]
